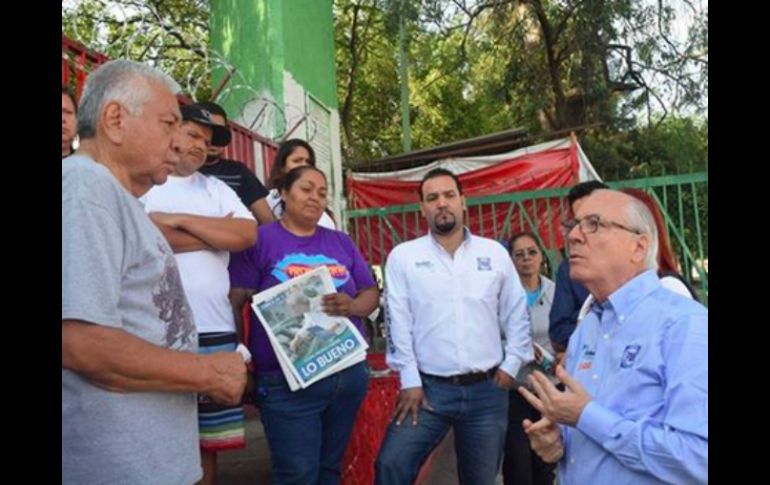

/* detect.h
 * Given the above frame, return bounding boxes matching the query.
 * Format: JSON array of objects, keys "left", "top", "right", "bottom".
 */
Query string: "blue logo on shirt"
[
  {"left": 415, "top": 260, "right": 433, "bottom": 270},
  {"left": 620, "top": 344, "right": 642, "bottom": 368},
  {"left": 477, "top": 257, "right": 492, "bottom": 271}
]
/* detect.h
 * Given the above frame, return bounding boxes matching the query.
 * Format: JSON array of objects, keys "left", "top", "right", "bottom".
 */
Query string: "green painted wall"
[
  {"left": 209, "top": 0, "right": 337, "bottom": 122},
  {"left": 209, "top": 0, "right": 285, "bottom": 129},
  {"left": 282, "top": 1, "right": 338, "bottom": 109}
]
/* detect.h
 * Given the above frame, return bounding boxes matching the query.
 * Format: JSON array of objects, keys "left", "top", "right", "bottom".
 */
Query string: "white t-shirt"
[
  {"left": 142, "top": 173, "right": 255, "bottom": 334},
  {"left": 266, "top": 189, "right": 336, "bottom": 230}
]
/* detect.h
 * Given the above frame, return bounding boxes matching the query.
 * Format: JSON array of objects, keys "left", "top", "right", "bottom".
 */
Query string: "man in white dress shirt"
[{"left": 375, "top": 168, "right": 533, "bottom": 485}]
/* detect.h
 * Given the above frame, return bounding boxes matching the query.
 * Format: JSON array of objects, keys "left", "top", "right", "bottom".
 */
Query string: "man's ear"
[
  {"left": 630, "top": 233, "right": 650, "bottom": 266},
  {"left": 101, "top": 101, "right": 126, "bottom": 145}
]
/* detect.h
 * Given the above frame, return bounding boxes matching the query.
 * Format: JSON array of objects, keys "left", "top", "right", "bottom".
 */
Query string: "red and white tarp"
[{"left": 346, "top": 138, "right": 601, "bottom": 264}]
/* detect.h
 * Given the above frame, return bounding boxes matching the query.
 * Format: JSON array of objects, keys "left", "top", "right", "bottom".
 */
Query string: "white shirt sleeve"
[
  {"left": 497, "top": 253, "right": 534, "bottom": 378},
  {"left": 660, "top": 275, "right": 694, "bottom": 299},
  {"left": 212, "top": 178, "right": 255, "bottom": 221},
  {"left": 384, "top": 247, "right": 422, "bottom": 389}
]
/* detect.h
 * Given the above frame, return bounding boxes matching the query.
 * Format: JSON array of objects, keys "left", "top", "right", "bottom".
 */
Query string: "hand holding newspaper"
[
  {"left": 533, "top": 342, "right": 555, "bottom": 373},
  {"left": 251, "top": 266, "right": 369, "bottom": 391},
  {"left": 515, "top": 342, "right": 561, "bottom": 390}
]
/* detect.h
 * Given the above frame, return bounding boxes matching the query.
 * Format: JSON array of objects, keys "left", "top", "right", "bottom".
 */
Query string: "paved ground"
[{"left": 217, "top": 406, "right": 506, "bottom": 484}]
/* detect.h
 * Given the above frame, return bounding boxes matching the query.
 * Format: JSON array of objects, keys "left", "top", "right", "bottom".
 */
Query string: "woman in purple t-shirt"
[{"left": 230, "top": 166, "right": 379, "bottom": 484}]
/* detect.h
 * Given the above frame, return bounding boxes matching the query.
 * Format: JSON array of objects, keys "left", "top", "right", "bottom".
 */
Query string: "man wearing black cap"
[
  {"left": 196, "top": 101, "right": 275, "bottom": 225},
  {"left": 141, "top": 102, "right": 258, "bottom": 485}
]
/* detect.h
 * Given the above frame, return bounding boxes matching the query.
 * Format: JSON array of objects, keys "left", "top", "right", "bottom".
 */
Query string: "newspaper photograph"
[{"left": 251, "top": 266, "right": 368, "bottom": 390}]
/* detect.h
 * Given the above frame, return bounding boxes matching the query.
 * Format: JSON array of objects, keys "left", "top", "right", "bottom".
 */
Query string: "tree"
[
  {"left": 336, "top": 0, "right": 400, "bottom": 162},
  {"left": 63, "top": 1, "right": 708, "bottom": 177},
  {"left": 334, "top": 0, "right": 708, "bottom": 171},
  {"left": 62, "top": 0, "right": 215, "bottom": 100}
]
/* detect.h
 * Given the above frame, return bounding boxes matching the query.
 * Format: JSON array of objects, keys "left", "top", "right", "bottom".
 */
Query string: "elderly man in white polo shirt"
[{"left": 375, "top": 168, "right": 533, "bottom": 485}]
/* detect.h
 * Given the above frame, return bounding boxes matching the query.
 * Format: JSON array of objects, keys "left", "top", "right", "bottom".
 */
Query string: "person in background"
[
  {"left": 548, "top": 181, "right": 608, "bottom": 356},
  {"left": 502, "top": 232, "right": 557, "bottom": 485},
  {"left": 230, "top": 166, "right": 379, "bottom": 484},
  {"left": 266, "top": 138, "right": 336, "bottom": 229},
  {"left": 142, "top": 102, "right": 257, "bottom": 485},
  {"left": 375, "top": 168, "right": 531, "bottom": 485},
  {"left": 62, "top": 85, "right": 78, "bottom": 158},
  {"left": 196, "top": 100, "right": 275, "bottom": 226}
]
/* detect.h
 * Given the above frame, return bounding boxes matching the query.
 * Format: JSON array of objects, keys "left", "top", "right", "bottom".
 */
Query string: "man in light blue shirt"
[
  {"left": 376, "top": 168, "right": 532, "bottom": 485},
  {"left": 519, "top": 189, "right": 707, "bottom": 484}
]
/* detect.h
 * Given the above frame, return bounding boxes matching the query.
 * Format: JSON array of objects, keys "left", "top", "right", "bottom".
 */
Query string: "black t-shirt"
[{"left": 198, "top": 158, "right": 269, "bottom": 207}]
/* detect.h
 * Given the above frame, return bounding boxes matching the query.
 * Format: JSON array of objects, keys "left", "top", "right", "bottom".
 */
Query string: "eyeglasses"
[
  {"left": 513, "top": 248, "right": 540, "bottom": 260},
  {"left": 561, "top": 214, "right": 642, "bottom": 236}
]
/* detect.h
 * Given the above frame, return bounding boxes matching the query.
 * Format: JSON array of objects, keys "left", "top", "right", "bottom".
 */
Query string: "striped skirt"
[{"left": 198, "top": 332, "right": 246, "bottom": 452}]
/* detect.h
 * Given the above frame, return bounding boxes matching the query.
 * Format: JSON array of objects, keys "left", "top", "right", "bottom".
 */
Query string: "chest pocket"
[
  {"left": 608, "top": 343, "right": 665, "bottom": 419},
  {"left": 466, "top": 270, "right": 500, "bottom": 302}
]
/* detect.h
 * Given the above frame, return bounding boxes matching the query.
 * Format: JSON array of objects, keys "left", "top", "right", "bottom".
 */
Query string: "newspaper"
[
  {"left": 251, "top": 266, "right": 368, "bottom": 391},
  {"left": 515, "top": 343, "right": 560, "bottom": 390}
]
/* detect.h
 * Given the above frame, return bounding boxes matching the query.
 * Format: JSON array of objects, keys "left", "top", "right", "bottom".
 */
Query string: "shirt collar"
[
  {"left": 427, "top": 226, "right": 472, "bottom": 251},
  {"left": 603, "top": 269, "right": 661, "bottom": 321}
]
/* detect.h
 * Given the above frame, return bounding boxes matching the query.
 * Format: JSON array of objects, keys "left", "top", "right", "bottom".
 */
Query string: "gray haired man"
[{"left": 62, "top": 60, "right": 247, "bottom": 485}]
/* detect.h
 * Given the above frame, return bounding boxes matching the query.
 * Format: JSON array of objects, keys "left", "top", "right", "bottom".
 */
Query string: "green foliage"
[
  {"left": 62, "top": 0, "right": 212, "bottom": 100},
  {"left": 334, "top": 0, "right": 708, "bottom": 174}
]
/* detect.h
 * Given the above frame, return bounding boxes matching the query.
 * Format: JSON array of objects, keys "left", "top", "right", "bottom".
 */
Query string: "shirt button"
[
  {"left": 592, "top": 374, "right": 599, "bottom": 380},
  {"left": 603, "top": 334, "right": 610, "bottom": 340},
  {"left": 619, "top": 315, "right": 625, "bottom": 322},
  {"left": 570, "top": 458, "right": 575, "bottom": 464}
]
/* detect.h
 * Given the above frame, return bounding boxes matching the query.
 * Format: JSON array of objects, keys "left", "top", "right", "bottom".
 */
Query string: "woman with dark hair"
[
  {"left": 62, "top": 85, "right": 78, "bottom": 158},
  {"left": 229, "top": 165, "right": 378, "bottom": 484},
  {"left": 621, "top": 188, "right": 699, "bottom": 299},
  {"left": 266, "top": 139, "right": 336, "bottom": 228},
  {"left": 502, "top": 231, "right": 557, "bottom": 485},
  {"left": 620, "top": 189, "right": 678, "bottom": 270}
]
